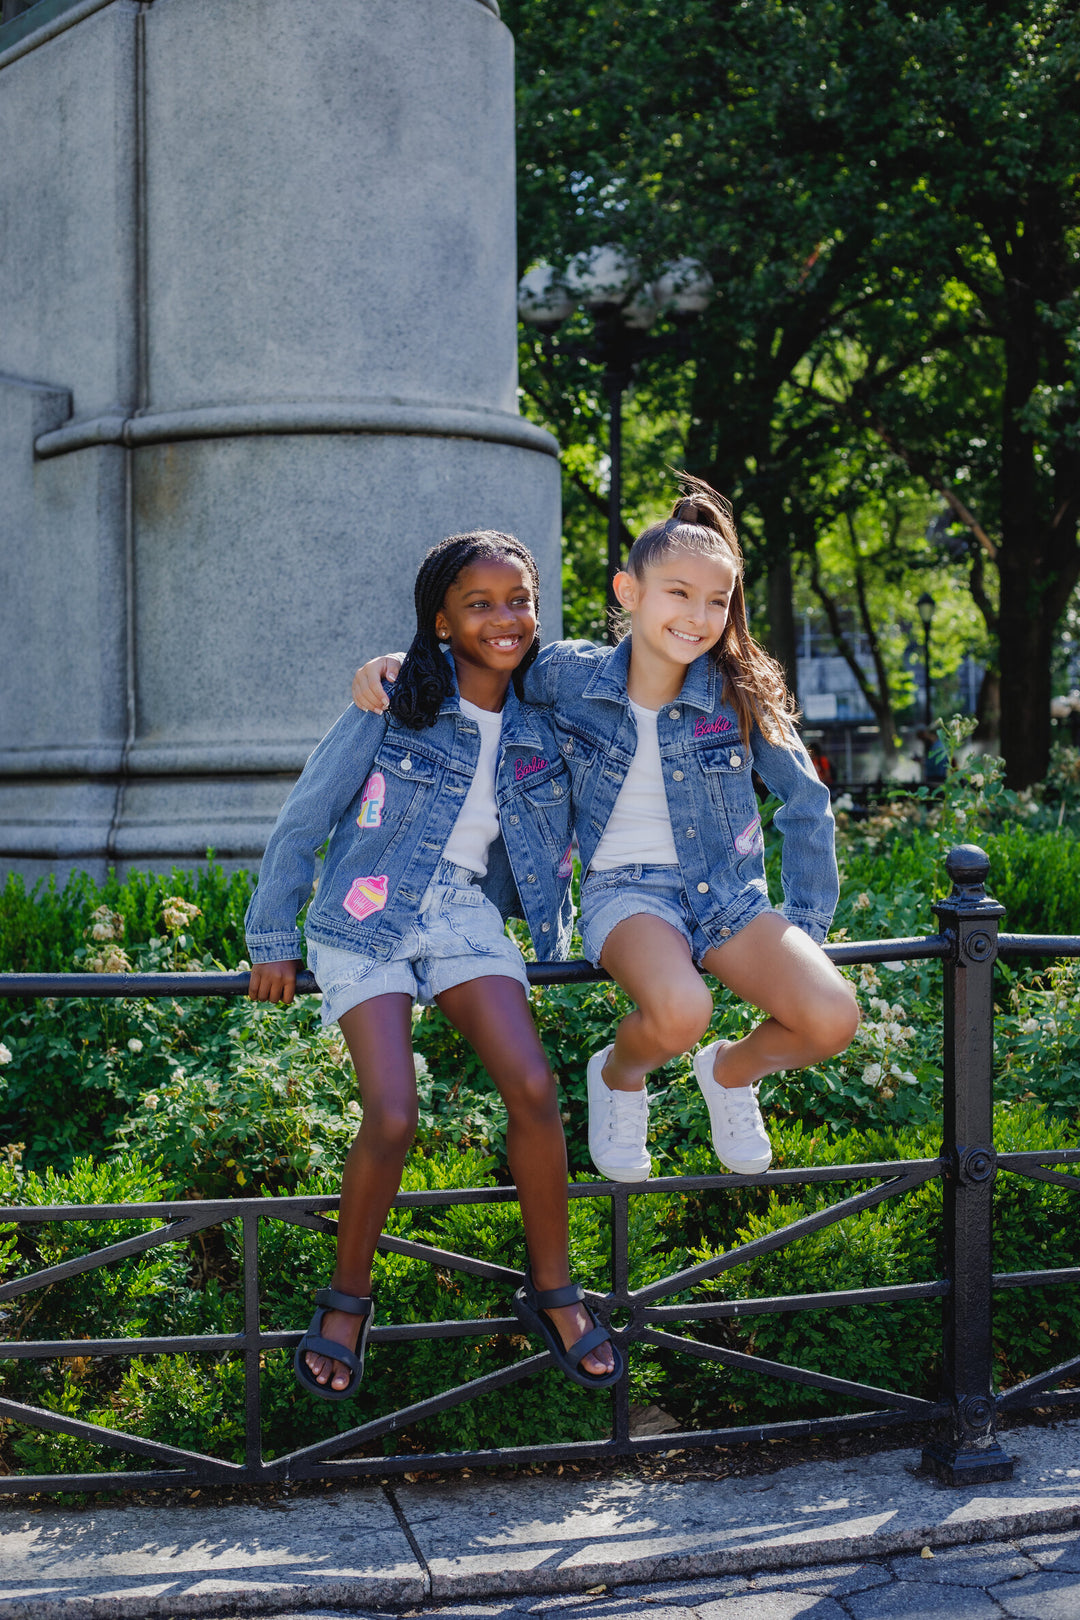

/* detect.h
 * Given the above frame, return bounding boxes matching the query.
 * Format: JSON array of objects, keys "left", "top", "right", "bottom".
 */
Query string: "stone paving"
[
  {"left": 218, "top": 1529, "right": 1080, "bottom": 1617},
  {"left": 4, "top": 1421, "right": 1080, "bottom": 1618}
]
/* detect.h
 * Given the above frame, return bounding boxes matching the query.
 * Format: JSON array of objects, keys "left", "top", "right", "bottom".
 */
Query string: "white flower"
[
  {"left": 1020, "top": 1017, "right": 1039, "bottom": 1034},
  {"left": 853, "top": 892, "right": 872, "bottom": 912},
  {"left": 887, "top": 1021, "right": 907, "bottom": 1043},
  {"left": 161, "top": 897, "right": 201, "bottom": 934},
  {"left": 970, "top": 773, "right": 985, "bottom": 789},
  {"left": 833, "top": 794, "right": 854, "bottom": 813},
  {"left": 0, "top": 1042, "right": 12, "bottom": 1066},
  {"left": 144, "top": 1092, "right": 158, "bottom": 1110},
  {"left": 127, "top": 1038, "right": 144, "bottom": 1053},
  {"left": 862, "top": 1063, "right": 883, "bottom": 1086}
]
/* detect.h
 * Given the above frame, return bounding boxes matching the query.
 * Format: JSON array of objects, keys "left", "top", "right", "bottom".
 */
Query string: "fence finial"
[{"left": 945, "top": 843, "right": 990, "bottom": 900}]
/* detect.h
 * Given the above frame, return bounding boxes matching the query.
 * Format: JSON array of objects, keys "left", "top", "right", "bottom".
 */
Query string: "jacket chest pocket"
[
  {"left": 555, "top": 728, "right": 598, "bottom": 787},
  {"left": 370, "top": 743, "right": 437, "bottom": 823},
  {"left": 697, "top": 744, "right": 756, "bottom": 814}
]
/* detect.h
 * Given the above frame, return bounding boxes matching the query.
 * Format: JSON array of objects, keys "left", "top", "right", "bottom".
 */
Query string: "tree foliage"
[{"left": 507, "top": 0, "right": 1080, "bottom": 785}]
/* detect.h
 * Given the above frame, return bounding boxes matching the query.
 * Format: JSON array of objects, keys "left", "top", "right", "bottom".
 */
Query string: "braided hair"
[
  {"left": 626, "top": 473, "right": 798, "bottom": 747},
  {"left": 389, "top": 531, "right": 542, "bottom": 729}
]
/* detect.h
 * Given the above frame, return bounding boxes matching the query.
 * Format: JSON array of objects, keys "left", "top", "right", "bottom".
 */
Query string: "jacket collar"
[
  {"left": 581, "top": 635, "right": 719, "bottom": 713},
  {"left": 436, "top": 649, "right": 544, "bottom": 749}
]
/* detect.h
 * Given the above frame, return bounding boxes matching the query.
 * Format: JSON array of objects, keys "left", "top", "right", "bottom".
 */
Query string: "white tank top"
[
  {"left": 441, "top": 697, "right": 503, "bottom": 875},
  {"left": 590, "top": 700, "right": 679, "bottom": 871}
]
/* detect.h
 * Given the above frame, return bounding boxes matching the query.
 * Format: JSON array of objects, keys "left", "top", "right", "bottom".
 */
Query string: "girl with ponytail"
[
  {"left": 353, "top": 481, "right": 858, "bottom": 1188},
  {"left": 246, "top": 532, "right": 620, "bottom": 1400}
]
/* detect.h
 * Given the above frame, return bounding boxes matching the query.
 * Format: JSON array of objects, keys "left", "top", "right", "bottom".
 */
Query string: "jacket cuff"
[
  {"left": 781, "top": 908, "right": 831, "bottom": 946},
  {"left": 247, "top": 930, "right": 304, "bottom": 964}
]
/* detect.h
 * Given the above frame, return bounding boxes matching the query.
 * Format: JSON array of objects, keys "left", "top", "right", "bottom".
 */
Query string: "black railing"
[{"left": 1, "top": 843, "right": 1078, "bottom": 1495}]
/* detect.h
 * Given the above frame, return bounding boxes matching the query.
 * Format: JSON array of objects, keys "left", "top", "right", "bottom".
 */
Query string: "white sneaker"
[
  {"left": 692, "top": 1040, "right": 772, "bottom": 1174},
  {"left": 587, "top": 1043, "right": 651, "bottom": 1182}
]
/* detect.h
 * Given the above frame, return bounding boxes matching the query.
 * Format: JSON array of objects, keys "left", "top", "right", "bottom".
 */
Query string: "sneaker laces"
[
  {"left": 606, "top": 1086, "right": 647, "bottom": 1150},
  {"left": 718, "top": 1081, "right": 759, "bottom": 1127}
]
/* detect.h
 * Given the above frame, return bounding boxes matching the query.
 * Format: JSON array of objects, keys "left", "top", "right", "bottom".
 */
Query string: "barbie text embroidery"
[
  {"left": 694, "top": 715, "right": 733, "bottom": 738},
  {"left": 515, "top": 755, "right": 548, "bottom": 781}
]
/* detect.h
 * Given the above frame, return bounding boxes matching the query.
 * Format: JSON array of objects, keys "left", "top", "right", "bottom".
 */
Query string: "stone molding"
[
  {"left": 34, "top": 399, "right": 558, "bottom": 460},
  {"left": 0, "top": 0, "right": 500, "bottom": 72}
]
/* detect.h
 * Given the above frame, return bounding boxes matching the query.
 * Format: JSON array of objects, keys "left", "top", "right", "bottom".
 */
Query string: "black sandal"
[
  {"left": 512, "top": 1266, "right": 623, "bottom": 1389},
  {"left": 294, "top": 1287, "right": 374, "bottom": 1401}
]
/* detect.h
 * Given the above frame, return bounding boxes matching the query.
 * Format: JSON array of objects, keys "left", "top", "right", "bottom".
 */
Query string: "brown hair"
[{"left": 625, "top": 473, "right": 798, "bottom": 746}]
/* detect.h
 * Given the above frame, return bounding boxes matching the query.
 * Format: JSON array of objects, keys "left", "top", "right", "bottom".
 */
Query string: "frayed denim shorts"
[
  {"left": 307, "top": 858, "right": 530, "bottom": 1026},
  {"left": 580, "top": 863, "right": 716, "bottom": 968}
]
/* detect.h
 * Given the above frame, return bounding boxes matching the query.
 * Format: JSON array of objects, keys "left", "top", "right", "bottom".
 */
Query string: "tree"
[{"left": 506, "top": 0, "right": 1080, "bottom": 784}]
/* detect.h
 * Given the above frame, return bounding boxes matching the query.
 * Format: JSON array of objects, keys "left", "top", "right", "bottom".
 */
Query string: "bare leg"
[
  {"left": 598, "top": 915, "right": 714, "bottom": 1091},
  {"left": 304, "top": 992, "right": 416, "bottom": 1392},
  {"left": 700, "top": 911, "right": 860, "bottom": 1088},
  {"left": 436, "top": 975, "right": 615, "bottom": 1378}
]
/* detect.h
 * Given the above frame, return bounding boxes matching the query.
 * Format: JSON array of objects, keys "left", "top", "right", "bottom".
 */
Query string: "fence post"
[{"left": 922, "top": 843, "right": 1013, "bottom": 1484}]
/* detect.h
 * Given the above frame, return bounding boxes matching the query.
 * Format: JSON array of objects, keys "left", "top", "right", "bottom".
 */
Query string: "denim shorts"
[
  {"left": 306, "top": 858, "right": 530, "bottom": 1026},
  {"left": 580, "top": 863, "right": 716, "bottom": 968}
]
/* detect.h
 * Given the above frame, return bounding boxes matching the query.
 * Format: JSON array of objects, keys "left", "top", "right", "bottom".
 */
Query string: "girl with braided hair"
[
  {"left": 246, "top": 531, "right": 620, "bottom": 1399},
  {"left": 352, "top": 479, "right": 858, "bottom": 1186}
]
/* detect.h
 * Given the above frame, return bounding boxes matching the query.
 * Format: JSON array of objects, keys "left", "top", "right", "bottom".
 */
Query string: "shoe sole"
[{"left": 692, "top": 1044, "right": 772, "bottom": 1175}]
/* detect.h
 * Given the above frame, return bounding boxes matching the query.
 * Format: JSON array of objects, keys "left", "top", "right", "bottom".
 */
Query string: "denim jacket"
[
  {"left": 522, "top": 637, "right": 838, "bottom": 947},
  {"left": 245, "top": 671, "right": 574, "bottom": 965}
]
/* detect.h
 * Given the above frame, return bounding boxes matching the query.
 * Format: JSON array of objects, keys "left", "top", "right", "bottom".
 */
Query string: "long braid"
[{"left": 389, "top": 532, "right": 542, "bottom": 729}]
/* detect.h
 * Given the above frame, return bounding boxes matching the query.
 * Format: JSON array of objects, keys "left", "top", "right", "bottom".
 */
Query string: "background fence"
[{"left": 1, "top": 842, "right": 1078, "bottom": 1494}]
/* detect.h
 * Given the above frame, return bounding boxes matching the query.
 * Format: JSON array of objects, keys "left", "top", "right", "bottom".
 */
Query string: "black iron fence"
[{"left": 1, "top": 843, "right": 1078, "bottom": 1495}]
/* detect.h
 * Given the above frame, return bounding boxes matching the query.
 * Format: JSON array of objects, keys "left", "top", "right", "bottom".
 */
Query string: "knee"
[
  {"left": 641, "top": 982, "right": 714, "bottom": 1060},
  {"left": 804, "top": 983, "right": 861, "bottom": 1059},
  {"left": 361, "top": 1100, "right": 418, "bottom": 1158},
  {"left": 505, "top": 1061, "right": 560, "bottom": 1127}
]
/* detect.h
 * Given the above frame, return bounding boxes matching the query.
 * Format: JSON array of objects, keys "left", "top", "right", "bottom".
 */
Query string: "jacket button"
[
  {"left": 686, "top": 827, "right": 696, "bottom": 838},
  {"left": 730, "top": 753, "right": 741, "bottom": 767},
  {"left": 672, "top": 770, "right": 684, "bottom": 781},
  {"left": 669, "top": 707, "right": 680, "bottom": 719},
  {"left": 527, "top": 873, "right": 537, "bottom": 883},
  {"left": 509, "top": 814, "right": 520, "bottom": 824},
  {"left": 541, "top": 922, "right": 550, "bottom": 933},
  {"left": 401, "top": 757, "right": 412, "bottom": 771},
  {"left": 553, "top": 784, "right": 563, "bottom": 797},
  {"left": 720, "top": 926, "right": 731, "bottom": 937},
  {"left": 697, "top": 881, "right": 710, "bottom": 893},
  {"left": 564, "top": 740, "right": 574, "bottom": 754}
]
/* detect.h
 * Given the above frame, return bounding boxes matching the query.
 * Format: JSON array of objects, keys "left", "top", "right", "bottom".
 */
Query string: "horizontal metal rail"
[{"left": 0, "top": 845, "right": 1078, "bottom": 1493}]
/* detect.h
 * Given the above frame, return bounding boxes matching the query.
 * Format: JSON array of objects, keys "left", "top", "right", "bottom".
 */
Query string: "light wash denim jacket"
[
  {"left": 522, "top": 637, "right": 839, "bottom": 947},
  {"left": 245, "top": 669, "right": 574, "bottom": 966}
]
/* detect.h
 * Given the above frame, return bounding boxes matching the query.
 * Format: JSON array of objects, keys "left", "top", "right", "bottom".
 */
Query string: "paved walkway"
[{"left": 2, "top": 1420, "right": 1080, "bottom": 1618}]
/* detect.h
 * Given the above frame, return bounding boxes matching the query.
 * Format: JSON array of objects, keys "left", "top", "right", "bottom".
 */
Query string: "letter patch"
[
  {"left": 734, "top": 815, "right": 763, "bottom": 858},
  {"left": 694, "top": 714, "right": 733, "bottom": 738},
  {"left": 357, "top": 771, "right": 386, "bottom": 829},
  {"left": 515, "top": 755, "right": 548, "bottom": 781},
  {"left": 557, "top": 843, "right": 573, "bottom": 880},
  {"left": 343, "top": 874, "right": 389, "bottom": 921}
]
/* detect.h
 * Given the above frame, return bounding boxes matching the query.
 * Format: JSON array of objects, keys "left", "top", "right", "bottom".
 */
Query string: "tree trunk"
[{"left": 766, "top": 551, "right": 798, "bottom": 699}]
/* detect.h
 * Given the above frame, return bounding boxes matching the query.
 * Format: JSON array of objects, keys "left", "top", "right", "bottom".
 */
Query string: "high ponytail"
[
  {"left": 389, "top": 531, "right": 542, "bottom": 730},
  {"left": 627, "top": 473, "right": 798, "bottom": 747}
]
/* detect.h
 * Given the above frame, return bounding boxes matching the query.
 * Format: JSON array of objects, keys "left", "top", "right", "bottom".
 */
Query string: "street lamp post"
[
  {"left": 917, "top": 591, "right": 936, "bottom": 779},
  {"left": 518, "top": 250, "right": 713, "bottom": 639}
]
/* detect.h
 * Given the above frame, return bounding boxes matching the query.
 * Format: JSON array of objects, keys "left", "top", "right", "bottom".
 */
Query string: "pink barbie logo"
[
  {"left": 515, "top": 755, "right": 549, "bottom": 781},
  {"left": 357, "top": 771, "right": 386, "bottom": 830},
  {"left": 734, "top": 816, "right": 763, "bottom": 858},
  {"left": 557, "top": 843, "right": 574, "bottom": 880},
  {"left": 694, "top": 715, "right": 733, "bottom": 738},
  {"left": 343, "top": 874, "right": 389, "bottom": 921}
]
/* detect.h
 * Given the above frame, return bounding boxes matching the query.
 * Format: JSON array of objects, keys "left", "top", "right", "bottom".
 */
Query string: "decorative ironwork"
[{"left": 0, "top": 844, "right": 1077, "bottom": 1494}]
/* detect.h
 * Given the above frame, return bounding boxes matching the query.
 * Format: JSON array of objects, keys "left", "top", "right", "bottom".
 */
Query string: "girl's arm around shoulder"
[
  {"left": 245, "top": 705, "right": 385, "bottom": 963},
  {"left": 518, "top": 637, "right": 607, "bottom": 706},
  {"left": 750, "top": 721, "right": 839, "bottom": 944}
]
